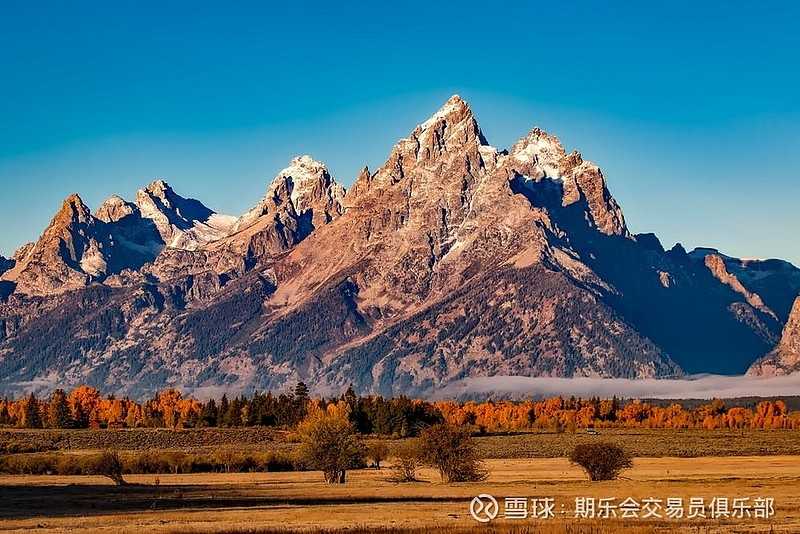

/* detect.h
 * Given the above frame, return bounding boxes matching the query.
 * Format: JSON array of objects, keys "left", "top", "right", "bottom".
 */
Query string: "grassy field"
[
  {"left": 3, "top": 427, "right": 799, "bottom": 457},
  {"left": 1, "top": 429, "right": 799, "bottom": 533},
  {"left": 0, "top": 457, "right": 797, "bottom": 533}
]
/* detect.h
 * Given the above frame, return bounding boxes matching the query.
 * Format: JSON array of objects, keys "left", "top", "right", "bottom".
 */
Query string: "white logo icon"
[{"left": 470, "top": 494, "right": 499, "bottom": 523}]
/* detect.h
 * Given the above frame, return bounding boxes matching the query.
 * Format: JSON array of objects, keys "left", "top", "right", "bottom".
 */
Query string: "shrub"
[
  {"left": 387, "top": 441, "right": 421, "bottom": 483},
  {"left": 417, "top": 423, "right": 488, "bottom": 483},
  {"left": 569, "top": 441, "right": 632, "bottom": 481},
  {"left": 259, "top": 451, "right": 296, "bottom": 472},
  {"left": 91, "top": 449, "right": 127, "bottom": 485},
  {"left": 55, "top": 454, "right": 92, "bottom": 476},
  {"left": 368, "top": 442, "right": 390, "bottom": 469}
]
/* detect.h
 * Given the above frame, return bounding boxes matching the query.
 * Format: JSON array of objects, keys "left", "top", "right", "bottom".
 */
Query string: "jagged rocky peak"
[
  {"left": 506, "top": 125, "right": 628, "bottom": 237},
  {"left": 748, "top": 296, "right": 800, "bottom": 375},
  {"left": 412, "top": 94, "right": 489, "bottom": 156},
  {"left": 95, "top": 194, "right": 137, "bottom": 223},
  {"left": 405, "top": 94, "right": 495, "bottom": 167},
  {"left": 1, "top": 192, "right": 108, "bottom": 294},
  {"left": 272, "top": 156, "right": 345, "bottom": 218},
  {"left": 135, "top": 180, "right": 180, "bottom": 217},
  {"left": 134, "top": 179, "right": 235, "bottom": 250},
  {"left": 232, "top": 155, "right": 345, "bottom": 234},
  {"left": 50, "top": 193, "right": 94, "bottom": 230},
  {"left": 350, "top": 95, "right": 497, "bottom": 204},
  {"left": 509, "top": 127, "right": 568, "bottom": 179}
]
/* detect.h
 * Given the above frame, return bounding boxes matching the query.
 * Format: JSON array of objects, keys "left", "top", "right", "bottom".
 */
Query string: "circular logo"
[{"left": 470, "top": 494, "right": 499, "bottom": 523}]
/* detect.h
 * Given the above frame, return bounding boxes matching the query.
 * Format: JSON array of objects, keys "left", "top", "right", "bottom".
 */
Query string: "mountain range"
[{"left": 1, "top": 95, "right": 799, "bottom": 399}]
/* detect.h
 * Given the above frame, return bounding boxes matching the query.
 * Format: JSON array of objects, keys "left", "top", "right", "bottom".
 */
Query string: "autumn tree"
[
  {"left": 157, "top": 388, "right": 183, "bottom": 428},
  {"left": 68, "top": 386, "right": 101, "bottom": 428},
  {"left": 297, "top": 401, "right": 367, "bottom": 484},
  {"left": 417, "top": 423, "right": 488, "bottom": 482},
  {"left": 48, "top": 389, "right": 72, "bottom": 428},
  {"left": 124, "top": 402, "right": 144, "bottom": 428}
]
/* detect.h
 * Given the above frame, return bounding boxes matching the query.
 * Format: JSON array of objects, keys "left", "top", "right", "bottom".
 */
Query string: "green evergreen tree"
[
  {"left": 0, "top": 402, "right": 10, "bottom": 426},
  {"left": 48, "top": 389, "right": 72, "bottom": 428},
  {"left": 294, "top": 382, "right": 310, "bottom": 402},
  {"left": 199, "top": 398, "right": 217, "bottom": 427},
  {"left": 23, "top": 392, "right": 43, "bottom": 429},
  {"left": 217, "top": 395, "right": 229, "bottom": 425}
]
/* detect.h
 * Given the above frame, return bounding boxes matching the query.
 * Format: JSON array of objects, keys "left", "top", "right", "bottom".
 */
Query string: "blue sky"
[{"left": 1, "top": 1, "right": 798, "bottom": 264}]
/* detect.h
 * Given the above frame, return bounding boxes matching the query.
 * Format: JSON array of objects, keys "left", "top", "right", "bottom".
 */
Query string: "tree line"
[{"left": 1, "top": 385, "right": 798, "bottom": 432}]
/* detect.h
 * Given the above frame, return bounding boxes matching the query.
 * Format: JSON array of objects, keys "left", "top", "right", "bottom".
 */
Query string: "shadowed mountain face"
[
  {"left": 0, "top": 256, "right": 12, "bottom": 276},
  {"left": 0, "top": 95, "right": 798, "bottom": 399}
]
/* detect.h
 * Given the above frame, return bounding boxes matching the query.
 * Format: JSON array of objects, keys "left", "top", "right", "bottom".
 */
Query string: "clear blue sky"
[{"left": 1, "top": 1, "right": 798, "bottom": 264}]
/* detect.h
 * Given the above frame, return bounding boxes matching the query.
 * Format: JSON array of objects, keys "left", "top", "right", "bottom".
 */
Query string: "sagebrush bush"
[
  {"left": 387, "top": 441, "right": 421, "bottom": 483},
  {"left": 0, "top": 449, "right": 302, "bottom": 476},
  {"left": 417, "top": 423, "right": 488, "bottom": 483},
  {"left": 91, "top": 450, "right": 126, "bottom": 485},
  {"left": 569, "top": 441, "right": 632, "bottom": 481}
]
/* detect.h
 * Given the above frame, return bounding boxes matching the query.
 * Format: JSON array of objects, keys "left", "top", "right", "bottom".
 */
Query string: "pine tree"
[
  {"left": 199, "top": 399, "right": 218, "bottom": 427},
  {"left": 292, "top": 382, "right": 310, "bottom": 425},
  {"left": 23, "top": 392, "right": 43, "bottom": 429},
  {"left": 294, "top": 382, "right": 310, "bottom": 402},
  {"left": 48, "top": 389, "right": 72, "bottom": 428},
  {"left": 343, "top": 384, "right": 357, "bottom": 406},
  {"left": 217, "top": 395, "right": 229, "bottom": 426}
]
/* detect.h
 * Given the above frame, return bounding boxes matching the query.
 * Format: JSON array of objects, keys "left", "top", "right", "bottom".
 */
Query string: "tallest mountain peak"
[
  {"left": 436, "top": 93, "right": 469, "bottom": 114},
  {"left": 419, "top": 94, "right": 476, "bottom": 131},
  {"left": 403, "top": 94, "right": 488, "bottom": 162}
]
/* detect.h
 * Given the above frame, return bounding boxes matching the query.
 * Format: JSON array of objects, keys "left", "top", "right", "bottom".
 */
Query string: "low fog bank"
[{"left": 433, "top": 374, "right": 800, "bottom": 400}]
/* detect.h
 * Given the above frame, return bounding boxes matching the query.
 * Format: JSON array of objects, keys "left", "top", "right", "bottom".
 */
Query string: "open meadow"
[{"left": 1, "top": 429, "right": 799, "bottom": 533}]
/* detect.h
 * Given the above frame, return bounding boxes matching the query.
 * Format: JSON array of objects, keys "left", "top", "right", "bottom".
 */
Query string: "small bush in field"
[
  {"left": 569, "top": 441, "right": 632, "bottom": 481},
  {"left": 387, "top": 441, "right": 421, "bottom": 483},
  {"left": 417, "top": 423, "right": 488, "bottom": 483},
  {"left": 259, "top": 451, "right": 296, "bottom": 472},
  {"left": 91, "top": 449, "right": 126, "bottom": 485},
  {"left": 368, "top": 442, "right": 390, "bottom": 469}
]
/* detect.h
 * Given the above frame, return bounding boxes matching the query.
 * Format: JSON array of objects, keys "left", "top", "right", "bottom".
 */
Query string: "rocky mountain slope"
[
  {"left": 0, "top": 95, "right": 798, "bottom": 398},
  {"left": 747, "top": 296, "right": 800, "bottom": 375},
  {"left": 1, "top": 182, "right": 235, "bottom": 296}
]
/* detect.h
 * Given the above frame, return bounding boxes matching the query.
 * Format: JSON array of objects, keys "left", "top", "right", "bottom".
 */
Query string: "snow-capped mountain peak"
[
  {"left": 231, "top": 155, "right": 345, "bottom": 236},
  {"left": 134, "top": 181, "right": 235, "bottom": 250}
]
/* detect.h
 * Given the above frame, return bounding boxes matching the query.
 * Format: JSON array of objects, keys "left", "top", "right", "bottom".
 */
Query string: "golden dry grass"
[{"left": 0, "top": 456, "right": 797, "bottom": 533}]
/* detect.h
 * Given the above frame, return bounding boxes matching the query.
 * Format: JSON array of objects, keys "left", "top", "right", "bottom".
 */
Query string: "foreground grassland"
[
  {"left": 1, "top": 429, "right": 799, "bottom": 533},
  {"left": 1, "top": 457, "right": 798, "bottom": 533}
]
